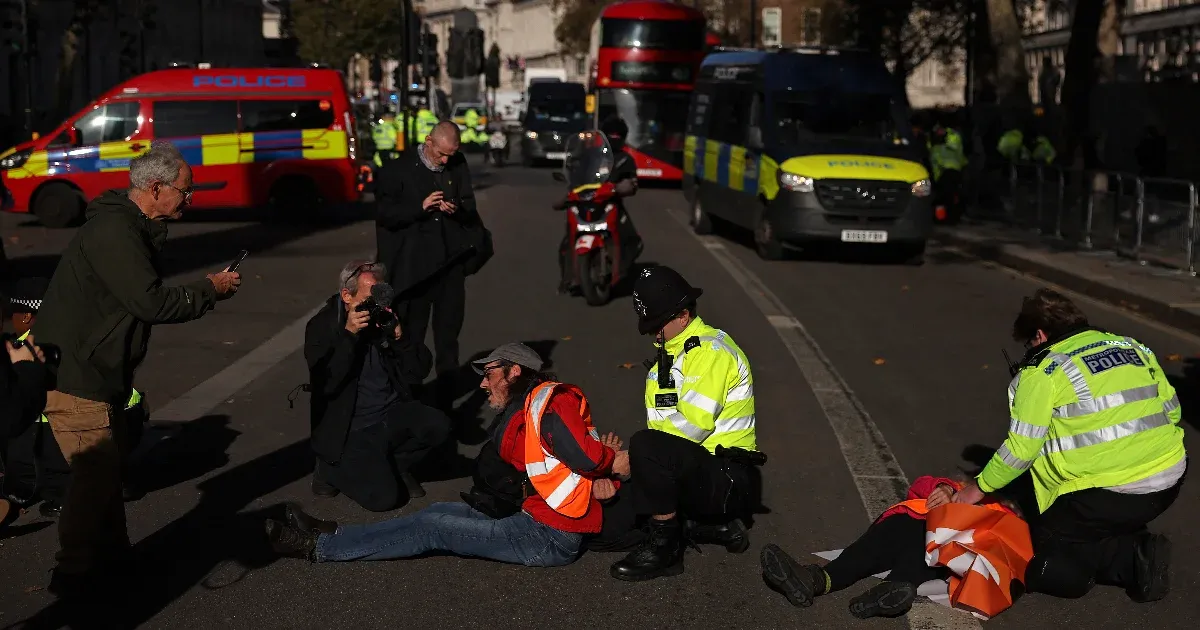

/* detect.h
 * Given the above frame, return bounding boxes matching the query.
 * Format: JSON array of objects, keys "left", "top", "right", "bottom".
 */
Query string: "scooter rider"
[
  {"left": 555, "top": 115, "right": 642, "bottom": 294},
  {"left": 608, "top": 265, "right": 765, "bottom": 581}
]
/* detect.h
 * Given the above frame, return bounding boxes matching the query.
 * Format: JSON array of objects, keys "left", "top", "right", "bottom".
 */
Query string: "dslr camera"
[{"left": 354, "top": 282, "right": 399, "bottom": 332}]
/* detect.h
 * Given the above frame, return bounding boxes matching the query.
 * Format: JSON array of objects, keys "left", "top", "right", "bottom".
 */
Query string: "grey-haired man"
[
  {"left": 32, "top": 140, "right": 241, "bottom": 594},
  {"left": 303, "top": 259, "right": 451, "bottom": 513}
]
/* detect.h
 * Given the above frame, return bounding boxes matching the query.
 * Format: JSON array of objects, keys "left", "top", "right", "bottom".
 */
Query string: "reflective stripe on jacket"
[
  {"left": 978, "top": 329, "right": 1187, "bottom": 512},
  {"left": 524, "top": 382, "right": 598, "bottom": 518},
  {"left": 645, "top": 316, "right": 757, "bottom": 453}
]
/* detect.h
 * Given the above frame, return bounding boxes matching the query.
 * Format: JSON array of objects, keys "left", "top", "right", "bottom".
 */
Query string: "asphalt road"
[{"left": 0, "top": 156, "right": 1196, "bottom": 629}]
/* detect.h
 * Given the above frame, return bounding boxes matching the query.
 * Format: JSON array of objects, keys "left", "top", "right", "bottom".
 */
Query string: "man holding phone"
[
  {"left": 31, "top": 141, "right": 241, "bottom": 596},
  {"left": 375, "top": 120, "right": 488, "bottom": 412}
]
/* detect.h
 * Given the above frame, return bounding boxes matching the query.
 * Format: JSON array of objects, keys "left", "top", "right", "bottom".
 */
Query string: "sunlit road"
[{"left": 0, "top": 154, "right": 1195, "bottom": 629}]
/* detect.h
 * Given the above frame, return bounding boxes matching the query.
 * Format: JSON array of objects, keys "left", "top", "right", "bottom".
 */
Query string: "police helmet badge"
[{"left": 633, "top": 292, "right": 647, "bottom": 317}]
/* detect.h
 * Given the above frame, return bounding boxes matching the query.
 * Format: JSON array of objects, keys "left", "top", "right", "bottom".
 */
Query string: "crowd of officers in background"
[{"left": 370, "top": 105, "right": 492, "bottom": 171}]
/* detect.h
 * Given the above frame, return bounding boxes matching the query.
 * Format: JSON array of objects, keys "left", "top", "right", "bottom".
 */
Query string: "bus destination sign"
[{"left": 610, "top": 61, "right": 694, "bottom": 85}]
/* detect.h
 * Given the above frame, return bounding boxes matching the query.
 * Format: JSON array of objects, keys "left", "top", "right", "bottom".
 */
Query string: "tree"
[
  {"left": 485, "top": 43, "right": 501, "bottom": 89},
  {"left": 53, "top": 0, "right": 105, "bottom": 125},
  {"left": 1061, "top": 0, "right": 1124, "bottom": 170},
  {"left": 291, "top": 0, "right": 407, "bottom": 69},
  {"left": 840, "top": 0, "right": 966, "bottom": 79},
  {"left": 552, "top": 0, "right": 607, "bottom": 56}
]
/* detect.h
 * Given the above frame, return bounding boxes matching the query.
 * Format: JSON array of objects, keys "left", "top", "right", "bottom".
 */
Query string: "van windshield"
[
  {"left": 525, "top": 101, "right": 587, "bottom": 129},
  {"left": 772, "top": 92, "right": 902, "bottom": 144}
]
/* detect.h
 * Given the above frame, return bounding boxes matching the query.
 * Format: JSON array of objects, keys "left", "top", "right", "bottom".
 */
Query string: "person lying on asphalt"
[
  {"left": 603, "top": 265, "right": 766, "bottom": 582},
  {"left": 760, "top": 475, "right": 1030, "bottom": 620},
  {"left": 304, "top": 260, "right": 451, "bottom": 512},
  {"left": 268, "top": 342, "right": 619, "bottom": 567}
]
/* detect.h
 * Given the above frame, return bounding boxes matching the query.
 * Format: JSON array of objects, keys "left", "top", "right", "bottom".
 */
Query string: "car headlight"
[
  {"left": 779, "top": 172, "right": 814, "bottom": 193},
  {"left": 911, "top": 179, "right": 932, "bottom": 198},
  {"left": 0, "top": 149, "right": 32, "bottom": 170},
  {"left": 526, "top": 131, "right": 538, "bottom": 139}
]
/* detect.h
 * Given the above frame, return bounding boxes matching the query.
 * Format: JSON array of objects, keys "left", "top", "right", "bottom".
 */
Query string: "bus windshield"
[
  {"left": 600, "top": 18, "right": 705, "bottom": 50},
  {"left": 598, "top": 89, "right": 690, "bottom": 159},
  {"left": 772, "top": 92, "right": 905, "bottom": 144}
]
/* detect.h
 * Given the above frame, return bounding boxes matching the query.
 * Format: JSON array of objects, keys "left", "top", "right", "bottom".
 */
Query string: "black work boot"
[
  {"left": 688, "top": 518, "right": 750, "bottom": 553},
  {"left": 400, "top": 472, "right": 427, "bottom": 499},
  {"left": 1129, "top": 533, "right": 1171, "bottom": 603},
  {"left": 610, "top": 517, "right": 685, "bottom": 581},
  {"left": 760, "top": 544, "right": 828, "bottom": 607},
  {"left": 265, "top": 519, "right": 318, "bottom": 560},
  {"left": 848, "top": 581, "right": 918, "bottom": 619},
  {"left": 311, "top": 459, "right": 339, "bottom": 498},
  {"left": 284, "top": 502, "right": 338, "bottom": 534}
]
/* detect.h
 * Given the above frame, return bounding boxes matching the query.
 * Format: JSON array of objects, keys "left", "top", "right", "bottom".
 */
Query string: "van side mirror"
[
  {"left": 68, "top": 127, "right": 80, "bottom": 147},
  {"left": 747, "top": 127, "right": 764, "bottom": 150},
  {"left": 552, "top": 171, "right": 566, "bottom": 183}
]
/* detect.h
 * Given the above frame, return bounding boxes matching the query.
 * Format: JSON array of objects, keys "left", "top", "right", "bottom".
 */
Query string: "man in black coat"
[
  {"left": 374, "top": 120, "right": 488, "bottom": 412},
  {"left": 303, "top": 260, "right": 451, "bottom": 510}
]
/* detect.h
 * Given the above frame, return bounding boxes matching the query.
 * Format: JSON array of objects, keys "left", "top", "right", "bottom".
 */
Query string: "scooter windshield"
[{"left": 563, "top": 131, "right": 616, "bottom": 192}]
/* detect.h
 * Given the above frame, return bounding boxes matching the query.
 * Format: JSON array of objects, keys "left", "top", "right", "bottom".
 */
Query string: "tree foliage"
[
  {"left": 552, "top": 0, "right": 607, "bottom": 56},
  {"left": 291, "top": 0, "right": 407, "bottom": 68}
]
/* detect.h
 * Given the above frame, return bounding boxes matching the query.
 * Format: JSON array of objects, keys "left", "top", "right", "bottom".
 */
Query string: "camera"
[
  {"left": 354, "top": 282, "right": 398, "bottom": 332},
  {"left": 2, "top": 332, "right": 61, "bottom": 365}
]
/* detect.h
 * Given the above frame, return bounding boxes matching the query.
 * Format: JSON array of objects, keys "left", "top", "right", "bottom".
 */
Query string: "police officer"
[
  {"left": 372, "top": 110, "right": 401, "bottom": 168},
  {"left": 609, "top": 265, "right": 764, "bottom": 581},
  {"left": 954, "top": 288, "right": 1185, "bottom": 602}
]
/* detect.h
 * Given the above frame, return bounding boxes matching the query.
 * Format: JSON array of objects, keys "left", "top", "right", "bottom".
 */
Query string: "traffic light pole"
[
  {"left": 400, "top": 0, "right": 414, "bottom": 152},
  {"left": 20, "top": 0, "right": 31, "bottom": 136}
]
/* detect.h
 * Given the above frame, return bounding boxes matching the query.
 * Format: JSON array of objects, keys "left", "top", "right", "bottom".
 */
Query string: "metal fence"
[{"left": 968, "top": 161, "right": 1200, "bottom": 275}]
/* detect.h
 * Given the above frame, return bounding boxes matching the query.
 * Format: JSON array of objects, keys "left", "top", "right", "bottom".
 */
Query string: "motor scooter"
[
  {"left": 488, "top": 129, "right": 508, "bottom": 167},
  {"left": 552, "top": 131, "right": 638, "bottom": 306}
]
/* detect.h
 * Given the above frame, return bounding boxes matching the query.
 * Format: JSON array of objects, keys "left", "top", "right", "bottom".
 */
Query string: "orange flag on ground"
[{"left": 924, "top": 503, "right": 1034, "bottom": 620}]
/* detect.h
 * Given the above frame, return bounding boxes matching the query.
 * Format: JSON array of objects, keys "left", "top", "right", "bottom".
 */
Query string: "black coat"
[
  {"left": 303, "top": 295, "right": 433, "bottom": 463},
  {"left": 0, "top": 359, "right": 47, "bottom": 439},
  {"left": 374, "top": 149, "right": 485, "bottom": 296}
]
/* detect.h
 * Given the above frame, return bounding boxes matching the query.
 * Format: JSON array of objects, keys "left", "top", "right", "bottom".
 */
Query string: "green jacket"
[
  {"left": 978, "top": 329, "right": 1186, "bottom": 513},
  {"left": 645, "top": 316, "right": 757, "bottom": 453},
  {"left": 32, "top": 190, "right": 217, "bottom": 405}
]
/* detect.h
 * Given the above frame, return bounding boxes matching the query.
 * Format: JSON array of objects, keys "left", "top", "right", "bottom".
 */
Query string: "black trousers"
[
  {"left": 404, "top": 267, "right": 466, "bottom": 408},
  {"left": 321, "top": 400, "right": 451, "bottom": 512},
  {"left": 2, "top": 420, "right": 70, "bottom": 502},
  {"left": 627, "top": 429, "right": 752, "bottom": 518},
  {"left": 1026, "top": 477, "right": 1183, "bottom": 596},
  {"left": 824, "top": 514, "right": 949, "bottom": 591}
]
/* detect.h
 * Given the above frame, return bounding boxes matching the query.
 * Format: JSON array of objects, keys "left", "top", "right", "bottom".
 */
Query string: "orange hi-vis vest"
[
  {"left": 924, "top": 503, "right": 1034, "bottom": 620},
  {"left": 523, "top": 382, "right": 598, "bottom": 518}
]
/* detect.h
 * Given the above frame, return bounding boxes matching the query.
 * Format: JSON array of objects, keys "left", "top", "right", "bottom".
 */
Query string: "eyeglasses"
[
  {"left": 160, "top": 182, "right": 194, "bottom": 203},
  {"left": 481, "top": 362, "right": 510, "bottom": 376}
]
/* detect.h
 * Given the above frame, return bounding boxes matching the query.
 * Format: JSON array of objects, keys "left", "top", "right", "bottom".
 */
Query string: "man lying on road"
[{"left": 267, "top": 342, "right": 620, "bottom": 567}]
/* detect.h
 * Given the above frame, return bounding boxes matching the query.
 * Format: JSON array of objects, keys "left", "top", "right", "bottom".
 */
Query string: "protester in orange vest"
[
  {"left": 264, "top": 342, "right": 622, "bottom": 566},
  {"left": 759, "top": 475, "right": 1031, "bottom": 620}
]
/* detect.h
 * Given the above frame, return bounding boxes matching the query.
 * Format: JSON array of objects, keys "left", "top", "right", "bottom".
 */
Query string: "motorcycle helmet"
[{"left": 601, "top": 115, "right": 629, "bottom": 151}]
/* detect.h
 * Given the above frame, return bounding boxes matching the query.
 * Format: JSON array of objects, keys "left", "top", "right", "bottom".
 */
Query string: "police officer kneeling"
[
  {"left": 610, "top": 265, "right": 765, "bottom": 581},
  {"left": 954, "top": 288, "right": 1186, "bottom": 602}
]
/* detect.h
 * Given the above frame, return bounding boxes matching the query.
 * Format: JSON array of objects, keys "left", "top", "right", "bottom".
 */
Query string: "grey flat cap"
[{"left": 471, "top": 342, "right": 544, "bottom": 374}]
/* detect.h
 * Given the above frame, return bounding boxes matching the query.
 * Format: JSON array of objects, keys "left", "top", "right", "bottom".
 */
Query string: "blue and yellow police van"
[{"left": 682, "top": 48, "right": 933, "bottom": 262}]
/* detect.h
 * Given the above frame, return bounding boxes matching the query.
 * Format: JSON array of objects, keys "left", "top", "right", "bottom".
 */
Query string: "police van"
[
  {"left": 0, "top": 67, "right": 359, "bottom": 227},
  {"left": 682, "top": 48, "right": 932, "bottom": 262}
]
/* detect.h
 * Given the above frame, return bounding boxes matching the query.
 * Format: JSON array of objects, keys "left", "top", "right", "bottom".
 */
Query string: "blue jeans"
[{"left": 314, "top": 502, "right": 583, "bottom": 566}]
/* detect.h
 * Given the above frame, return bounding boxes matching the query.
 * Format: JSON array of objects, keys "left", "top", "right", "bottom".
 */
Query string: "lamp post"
[{"left": 749, "top": 0, "right": 757, "bottom": 47}]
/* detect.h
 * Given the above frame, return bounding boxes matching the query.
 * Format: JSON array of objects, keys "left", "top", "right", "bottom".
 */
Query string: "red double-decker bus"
[{"left": 587, "top": 1, "right": 707, "bottom": 183}]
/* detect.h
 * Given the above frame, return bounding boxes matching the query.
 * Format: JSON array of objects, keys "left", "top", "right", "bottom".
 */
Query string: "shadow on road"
[
  {"left": 4, "top": 204, "right": 373, "bottom": 283},
  {"left": 0, "top": 519, "right": 53, "bottom": 541},
  {"left": 16, "top": 438, "right": 313, "bottom": 630},
  {"left": 1167, "top": 359, "right": 1200, "bottom": 432},
  {"left": 133, "top": 415, "right": 241, "bottom": 494}
]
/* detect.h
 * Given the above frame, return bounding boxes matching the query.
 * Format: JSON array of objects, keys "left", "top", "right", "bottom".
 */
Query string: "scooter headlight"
[{"left": 911, "top": 179, "right": 932, "bottom": 198}]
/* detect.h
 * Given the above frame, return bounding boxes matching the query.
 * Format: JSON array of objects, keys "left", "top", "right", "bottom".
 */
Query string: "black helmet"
[
  {"left": 601, "top": 115, "right": 628, "bottom": 140},
  {"left": 632, "top": 265, "right": 703, "bottom": 335}
]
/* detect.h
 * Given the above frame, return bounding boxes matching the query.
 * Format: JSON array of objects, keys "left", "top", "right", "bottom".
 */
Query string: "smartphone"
[{"left": 229, "top": 249, "right": 249, "bottom": 272}]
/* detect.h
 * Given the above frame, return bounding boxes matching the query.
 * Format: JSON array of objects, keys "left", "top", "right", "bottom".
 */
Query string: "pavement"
[{"left": 0, "top": 156, "right": 1197, "bottom": 629}]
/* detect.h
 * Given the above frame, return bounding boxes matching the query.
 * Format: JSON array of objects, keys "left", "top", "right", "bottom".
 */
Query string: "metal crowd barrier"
[{"left": 970, "top": 161, "right": 1200, "bottom": 276}]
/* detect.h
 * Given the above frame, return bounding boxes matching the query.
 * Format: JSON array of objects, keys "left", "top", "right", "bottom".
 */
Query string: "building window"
[{"left": 801, "top": 8, "right": 822, "bottom": 46}]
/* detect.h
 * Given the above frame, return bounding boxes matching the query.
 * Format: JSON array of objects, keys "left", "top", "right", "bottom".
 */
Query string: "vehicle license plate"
[
  {"left": 546, "top": 152, "right": 566, "bottom": 160},
  {"left": 637, "top": 168, "right": 663, "bottom": 177},
  {"left": 840, "top": 230, "right": 888, "bottom": 243}
]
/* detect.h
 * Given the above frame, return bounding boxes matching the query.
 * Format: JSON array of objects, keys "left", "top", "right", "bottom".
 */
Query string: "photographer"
[{"left": 303, "top": 260, "right": 451, "bottom": 512}]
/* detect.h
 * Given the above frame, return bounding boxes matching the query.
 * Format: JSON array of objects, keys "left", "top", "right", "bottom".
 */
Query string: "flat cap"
[{"left": 471, "top": 342, "right": 544, "bottom": 374}]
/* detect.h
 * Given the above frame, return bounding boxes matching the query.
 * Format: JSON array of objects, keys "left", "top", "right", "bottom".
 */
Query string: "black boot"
[
  {"left": 848, "top": 581, "right": 917, "bottom": 619},
  {"left": 1129, "top": 533, "right": 1171, "bottom": 603},
  {"left": 760, "top": 544, "right": 828, "bottom": 607},
  {"left": 39, "top": 499, "right": 63, "bottom": 518},
  {"left": 610, "top": 517, "right": 685, "bottom": 582},
  {"left": 265, "top": 519, "right": 318, "bottom": 560},
  {"left": 687, "top": 518, "right": 749, "bottom": 553},
  {"left": 311, "top": 459, "right": 339, "bottom": 498},
  {"left": 401, "top": 472, "right": 426, "bottom": 499},
  {"left": 284, "top": 502, "right": 337, "bottom": 534}
]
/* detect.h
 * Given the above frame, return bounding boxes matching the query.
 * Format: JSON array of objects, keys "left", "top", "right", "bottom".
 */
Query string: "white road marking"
[
  {"left": 669, "top": 209, "right": 982, "bottom": 630},
  {"left": 153, "top": 303, "right": 325, "bottom": 423}
]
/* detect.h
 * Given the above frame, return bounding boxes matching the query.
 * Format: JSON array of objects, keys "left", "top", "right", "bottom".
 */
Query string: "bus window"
[
  {"left": 240, "top": 100, "right": 335, "bottom": 132},
  {"left": 76, "top": 102, "right": 141, "bottom": 147},
  {"left": 598, "top": 89, "right": 690, "bottom": 153},
  {"left": 600, "top": 18, "right": 705, "bottom": 50},
  {"left": 154, "top": 101, "right": 239, "bottom": 139},
  {"left": 772, "top": 92, "right": 899, "bottom": 144}
]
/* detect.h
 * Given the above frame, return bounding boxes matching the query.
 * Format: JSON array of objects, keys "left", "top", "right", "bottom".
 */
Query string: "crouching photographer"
[
  {"left": 303, "top": 260, "right": 451, "bottom": 512},
  {"left": 1, "top": 292, "right": 53, "bottom": 527}
]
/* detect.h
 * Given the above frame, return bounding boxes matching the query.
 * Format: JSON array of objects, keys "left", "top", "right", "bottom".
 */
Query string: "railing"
[{"left": 968, "top": 161, "right": 1200, "bottom": 276}]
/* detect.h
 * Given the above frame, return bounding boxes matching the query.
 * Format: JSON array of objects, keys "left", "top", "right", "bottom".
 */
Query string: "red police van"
[{"left": 0, "top": 67, "right": 360, "bottom": 227}]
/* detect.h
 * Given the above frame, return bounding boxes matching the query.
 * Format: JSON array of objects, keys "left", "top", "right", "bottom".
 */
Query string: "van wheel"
[
  {"left": 754, "top": 212, "right": 785, "bottom": 261},
  {"left": 691, "top": 195, "right": 713, "bottom": 235},
  {"left": 269, "top": 176, "right": 323, "bottom": 220},
  {"left": 33, "top": 184, "right": 85, "bottom": 228}
]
